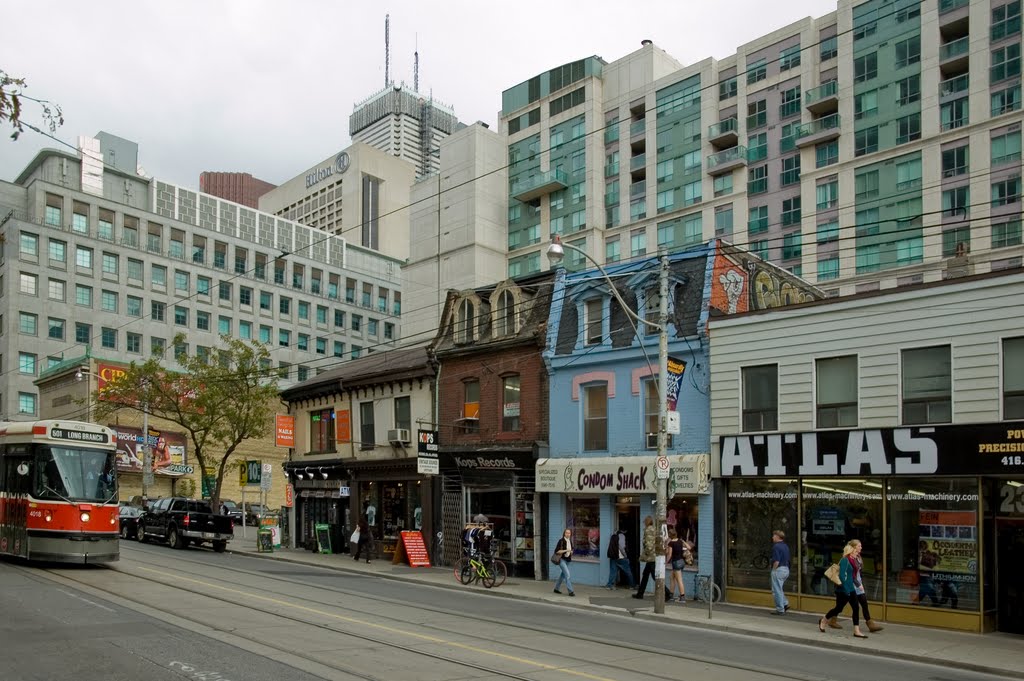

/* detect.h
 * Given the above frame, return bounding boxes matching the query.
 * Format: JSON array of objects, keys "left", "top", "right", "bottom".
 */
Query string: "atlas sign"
[{"left": 305, "top": 152, "right": 350, "bottom": 188}]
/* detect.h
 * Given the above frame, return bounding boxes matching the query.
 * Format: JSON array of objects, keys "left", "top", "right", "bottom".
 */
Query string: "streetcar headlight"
[
  {"left": 110, "top": 515, "right": 117, "bottom": 525},
  {"left": 45, "top": 513, "right": 53, "bottom": 522},
  {"left": 81, "top": 512, "right": 91, "bottom": 522}
]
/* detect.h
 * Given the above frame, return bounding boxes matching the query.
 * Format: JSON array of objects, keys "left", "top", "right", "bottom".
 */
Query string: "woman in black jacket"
[
  {"left": 353, "top": 518, "right": 371, "bottom": 563},
  {"left": 552, "top": 528, "right": 576, "bottom": 597}
]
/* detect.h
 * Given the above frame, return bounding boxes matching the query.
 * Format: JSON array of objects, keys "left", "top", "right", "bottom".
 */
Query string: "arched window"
[
  {"left": 455, "top": 298, "right": 476, "bottom": 343},
  {"left": 495, "top": 289, "right": 518, "bottom": 337}
]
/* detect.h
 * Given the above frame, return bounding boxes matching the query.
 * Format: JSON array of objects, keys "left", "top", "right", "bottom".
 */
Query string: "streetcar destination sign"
[{"left": 50, "top": 428, "right": 109, "bottom": 444}]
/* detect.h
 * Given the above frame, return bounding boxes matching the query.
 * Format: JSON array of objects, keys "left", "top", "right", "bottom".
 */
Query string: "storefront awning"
[{"left": 536, "top": 454, "right": 710, "bottom": 495}]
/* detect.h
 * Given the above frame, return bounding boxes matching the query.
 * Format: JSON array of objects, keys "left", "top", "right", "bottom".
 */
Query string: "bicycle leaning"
[
  {"left": 453, "top": 548, "right": 508, "bottom": 588},
  {"left": 692, "top": 574, "right": 723, "bottom": 603}
]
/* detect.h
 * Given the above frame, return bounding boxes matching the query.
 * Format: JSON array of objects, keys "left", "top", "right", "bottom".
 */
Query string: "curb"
[{"left": 229, "top": 547, "right": 1018, "bottom": 679}]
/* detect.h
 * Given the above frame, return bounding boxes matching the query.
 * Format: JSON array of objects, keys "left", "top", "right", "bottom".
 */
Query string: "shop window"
[
  {"left": 742, "top": 364, "right": 778, "bottom": 432},
  {"left": 502, "top": 375, "right": 521, "bottom": 431},
  {"left": 359, "top": 401, "right": 375, "bottom": 449},
  {"left": 901, "top": 345, "right": 952, "bottom": 424},
  {"left": 816, "top": 356, "right": 858, "bottom": 428},
  {"left": 887, "top": 478, "right": 980, "bottom": 612},
  {"left": 726, "top": 479, "right": 798, "bottom": 589},
  {"left": 565, "top": 496, "right": 601, "bottom": 560},
  {"left": 394, "top": 395, "right": 411, "bottom": 432},
  {"left": 667, "top": 496, "right": 698, "bottom": 568},
  {"left": 800, "top": 479, "right": 883, "bottom": 597},
  {"left": 310, "top": 409, "right": 336, "bottom": 453},
  {"left": 461, "top": 380, "right": 480, "bottom": 433},
  {"left": 583, "top": 383, "right": 608, "bottom": 451},
  {"left": 1004, "top": 337, "right": 1024, "bottom": 418}
]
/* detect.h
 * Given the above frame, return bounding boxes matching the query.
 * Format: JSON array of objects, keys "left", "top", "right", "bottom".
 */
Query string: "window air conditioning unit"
[
  {"left": 388, "top": 428, "right": 411, "bottom": 445},
  {"left": 646, "top": 433, "right": 659, "bottom": 449}
]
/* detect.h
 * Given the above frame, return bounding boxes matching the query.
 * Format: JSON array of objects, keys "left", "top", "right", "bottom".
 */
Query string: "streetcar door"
[{"left": 2, "top": 454, "right": 32, "bottom": 558}]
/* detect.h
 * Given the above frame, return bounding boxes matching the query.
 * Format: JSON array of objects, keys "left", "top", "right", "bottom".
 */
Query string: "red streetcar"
[{"left": 0, "top": 419, "right": 119, "bottom": 563}]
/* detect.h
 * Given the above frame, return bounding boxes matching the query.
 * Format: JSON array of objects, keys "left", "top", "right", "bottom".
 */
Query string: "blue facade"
[{"left": 542, "top": 244, "right": 716, "bottom": 592}]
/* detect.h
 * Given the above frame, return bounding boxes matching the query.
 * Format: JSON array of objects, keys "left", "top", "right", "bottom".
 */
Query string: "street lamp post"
[{"left": 546, "top": 237, "right": 672, "bottom": 614}]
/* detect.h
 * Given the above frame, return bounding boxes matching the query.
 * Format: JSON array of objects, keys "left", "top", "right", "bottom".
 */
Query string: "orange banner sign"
[
  {"left": 336, "top": 409, "right": 351, "bottom": 442},
  {"left": 284, "top": 483, "right": 294, "bottom": 508},
  {"left": 275, "top": 414, "right": 295, "bottom": 447}
]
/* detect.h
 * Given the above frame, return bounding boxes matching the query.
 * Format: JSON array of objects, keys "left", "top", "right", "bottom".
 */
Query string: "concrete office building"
[
  {"left": 258, "top": 142, "right": 417, "bottom": 263},
  {"left": 0, "top": 133, "right": 403, "bottom": 421},
  {"left": 350, "top": 83, "right": 465, "bottom": 179},
  {"left": 496, "top": 0, "right": 1022, "bottom": 294},
  {"left": 199, "top": 171, "right": 276, "bottom": 209}
]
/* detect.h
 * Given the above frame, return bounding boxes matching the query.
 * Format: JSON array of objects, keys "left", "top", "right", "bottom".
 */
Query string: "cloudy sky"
[{"left": 2, "top": 0, "right": 834, "bottom": 188}]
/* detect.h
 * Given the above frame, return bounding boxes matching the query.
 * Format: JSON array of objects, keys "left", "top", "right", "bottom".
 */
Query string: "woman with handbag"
[
  {"left": 666, "top": 528, "right": 687, "bottom": 603},
  {"left": 551, "top": 528, "right": 576, "bottom": 597},
  {"left": 819, "top": 541, "right": 868, "bottom": 638},
  {"left": 352, "top": 518, "right": 371, "bottom": 563}
]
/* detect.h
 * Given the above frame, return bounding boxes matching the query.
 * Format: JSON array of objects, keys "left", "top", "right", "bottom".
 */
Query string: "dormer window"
[
  {"left": 455, "top": 298, "right": 476, "bottom": 343},
  {"left": 643, "top": 286, "right": 660, "bottom": 336},
  {"left": 493, "top": 288, "right": 520, "bottom": 337},
  {"left": 585, "top": 298, "right": 604, "bottom": 345}
]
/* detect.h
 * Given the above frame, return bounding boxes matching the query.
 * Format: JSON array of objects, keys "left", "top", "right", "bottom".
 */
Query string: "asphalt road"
[{"left": 1, "top": 543, "right": 1015, "bottom": 681}]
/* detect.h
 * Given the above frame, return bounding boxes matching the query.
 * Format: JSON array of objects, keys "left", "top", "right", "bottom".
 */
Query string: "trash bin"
[{"left": 257, "top": 528, "right": 274, "bottom": 553}]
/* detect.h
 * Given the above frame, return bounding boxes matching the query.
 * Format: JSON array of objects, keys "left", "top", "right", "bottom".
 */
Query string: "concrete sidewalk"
[{"left": 227, "top": 534, "right": 1020, "bottom": 678}]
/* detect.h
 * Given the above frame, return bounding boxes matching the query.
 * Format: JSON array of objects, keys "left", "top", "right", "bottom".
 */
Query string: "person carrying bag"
[{"left": 551, "top": 528, "right": 575, "bottom": 597}]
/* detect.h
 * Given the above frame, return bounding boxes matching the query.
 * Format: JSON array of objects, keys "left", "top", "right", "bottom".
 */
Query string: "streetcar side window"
[{"left": 3, "top": 456, "right": 33, "bottom": 495}]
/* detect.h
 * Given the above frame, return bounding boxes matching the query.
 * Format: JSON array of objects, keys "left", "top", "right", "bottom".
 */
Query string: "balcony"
[
  {"left": 630, "top": 120, "right": 646, "bottom": 138},
  {"left": 805, "top": 81, "right": 839, "bottom": 115},
  {"left": 939, "top": 0, "right": 968, "bottom": 13},
  {"left": 939, "top": 0, "right": 969, "bottom": 34},
  {"left": 630, "top": 153, "right": 647, "bottom": 172},
  {"left": 708, "top": 117, "right": 739, "bottom": 148},
  {"left": 510, "top": 169, "right": 568, "bottom": 203},
  {"left": 706, "top": 146, "right": 748, "bottom": 175},
  {"left": 940, "top": 73, "right": 969, "bottom": 100},
  {"left": 939, "top": 36, "right": 970, "bottom": 75},
  {"left": 795, "top": 114, "right": 841, "bottom": 147},
  {"left": 630, "top": 180, "right": 646, "bottom": 199}
]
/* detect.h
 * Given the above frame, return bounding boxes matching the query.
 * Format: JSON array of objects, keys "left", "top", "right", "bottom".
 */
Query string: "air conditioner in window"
[
  {"left": 646, "top": 433, "right": 659, "bottom": 449},
  {"left": 387, "top": 428, "right": 411, "bottom": 445}
]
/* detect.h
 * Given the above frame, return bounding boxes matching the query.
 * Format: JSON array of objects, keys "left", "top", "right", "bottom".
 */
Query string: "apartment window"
[
  {"left": 748, "top": 205, "right": 769, "bottom": 233},
  {"left": 309, "top": 409, "right": 337, "bottom": 454},
  {"left": 993, "top": 218, "right": 1023, "bottom": 248},
  {"left": 101, "top": 327, "right": 116, "bottom": 350},
  {"left": 630, "top": 229, "right": 647, "bottom": 257},
  {"left": 855, "top": 127, "right": 878, "bottom": 156},
  {"left": 98, "top": 211, "right": 113, "bottom": 240},
  {"left": 279, "top": 330, "right": 290, "bottom": 347},
  {"left": 780, "top": 155, "right": 801, "bottom": 186},
  {"left": 333, "top": 341, "right": 344, "bottom": 357},
  {"left": 941, "top": 98, "right": 969, "bottom": 131},
  {"left": 991, "top": 44, "right": 1021, "bottom": 83},
  {"left": 816, "top": 141, "right": 839, "bottom": 168},
  {"left": 992, "top": 131, "right": 1022, "bottom": 165},
  {"left": 747, "top": 99, "right": 766, "bottom": 130},
  {"left": 19, "top": 232, "right": 38, "bottom": 259},
  {"left": 48, "top": 239, "right": 66, "bottom": 264},
  {"left": 240, "top": 287, "right": 253, "bottom": 307},
  {"left": 713, "top": 173, "right": 733, "bottom": 197},
  {"left": 101, "top": 290, "right": 117, "bottom": 313},
  {"left": 297, "top": 333, "right": 309, "bottom": 351},
  {"left": 583, "top": 383, "right": 608, "bottom": 451},
  {"left": 742, "top": 365, "right": 778, "bottom": 432},
  {"left": 747, "top": 58, "right": 767, "bottom": 84},
  {"left": 18, "top": 393, "right": 36, "bottom": 416},
  {"left": 605, "top": 238, "right": 621, "bottom": 263},
  {"left": 816, "top": 180, "right": 839, "bottom": 209},
  {"left": 991, "top": 84, "right": 1022, "bottom": 115},
  {"left": 1004, "top": 337, "right": 1024, "bottom": 418},
  {"left": 895, "top": 158, "right": 922, "bottom": 190},
  {"left": 315, "top": 337, "right": 326, "bottom": 355},
  {"left": 101, "top": 252, "right": 118, "bottom": 276},
  {"left": 151, "top": 337, "right": 166, "bottom": 358},
  {"left": 47, "top": 279, "right": 65, "bottom": 301},
  {"left": 239, "top": 321, "right": 252, "bottom": 340},
  {"left": 75, "top": 284, "right": 92, "bottom": 307},
  {"left": 682, "top": 180, "right": 701, "bottom": 206},
  {"left": 942, "top": 146, "right": 969, "bottom": 177},
  {"left": 894, "top": 36, "right": 921, "bottom": 69},
  {"left": 298, "top": 301, "right": 310, "bottom": 321},
  {"left": 384, "top": 322, "right": 394, "bottom": 340},
  {"left": 856, "top": 243, "right": 881, "bottom": 273},
  {"left": 748, "top": 133, "right": 767, "bottom": 161},
  {"left": 719, "top": 77, "right": 738, "bottom": 100},
  {"left": 174, "top": 306, "right": 188, "bottom": 326},
  {"left": 942, "top": 186, "right": 970, "bottom": 216},
  {"left": 218, "top": 316, "right": 231, "bottom": 335},
  {"left": 75, "top": 322, "right": 91, "bottom": 344},
  {"left": 461, "top": 380, "right": 480, "bottom": 433},
  {"left": 781, "top": 197, "right": 801, "bottom": 226},
  {"left": 44, "top": 197, "right": 61, "bottom": 227},
  {"left": 367, "top": 319, "right": 378, "bottom": 336},
  {"left": 279, "top": 297, "right": 291, "bottom": 316},
  {"left": 18, "top": 312, "right": 37, "bottom": 335},
  {"left": 896, "top": 113, "right": 921, "bottom": 144},
  {"left": 259, "top": 325, "right": 271, "bottom": 344},
  {"left": 501, "top": 375, "right": 521, "bottom": 431},
  {"left": 817, "top": 255, "right": 839, "bottom": 280},
  {"left": 779, "top": 45, "right": 801, "bottom": 71},
  {"left": 75, "top": 246, "right": 92, "bottom": 269},
  {"left": 820, "top": 36, "right": 838, "bottom": 60},
  {"left": 817, "top": 356, "right": 858, "bottom": 428},
  {"left": 817, "top": 220, "right": 839, "bottom": 244},
  {"left": 152, "top": 265, "right": 166, "bottom": 287},
  {"left": 751, "top": 240, "right": 769, "bottom": 259},
  {"left": 219, "top": 282, "right": 232, "bottom": 302},
  {"left": 896, "top": 236, "right": 924, "bottom": 265},
  {"left": 630, "top": 198, "right": 647, "bottom": 221},
  {"left": 260, "top": 291, "right": 272, "bottom": 311},
  {"left": 748, "top": 165, "right": 768, "bottom": 194},
  {"left": 196, "top": 311, "right": 210, "bottom": 331},
  {"left": 20, "top": 272, "right": 38, "bottom": 296},
  {"left": 782, "top": 232, "right": 802, "bottom": 259},
  {"left": 942, "top": 226, "right": 972, "bottom": 256},
  {"left": 18, "top": 352, "right": 36, "bottom": 375},
  {"left": 359, "top": 401, "right": 376, "bottom": 449},
  {"left": 896, "top": 75, "right": 921, "bottom": 106},
  {"left": 583, "top": 298, "right": 604, "bottom": 346},
  {"left": 854, "top": 53, "right": 877, "bottom": 83},
  {"left": 334, "top": 309, "right": 345, "bottom": 328},
  {"left": 854, "top": 90, "right": 878, "bottom": 120},
  {"left": 992, "top": 2, "right": 1022, "bottom": 41},
  {"left": 47, "top": 318, "right": 64, "bottom": 340},
  {"left": 655, "top": 188, "right": 675, "bottom": 214},
  {"left": 992, "top": 176, "right": 1022, "bottom": 206},
  {"left": 902, "top": 345, "right": 952, "bottom": 424}
]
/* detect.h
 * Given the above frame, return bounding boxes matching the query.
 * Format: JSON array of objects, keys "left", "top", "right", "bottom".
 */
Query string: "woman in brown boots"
[
  {"left": 819, "top": 541, "right": 868, "bottom": 638},
  {"left": 850, "top": 539, "right": 883, "bottom": 633}
]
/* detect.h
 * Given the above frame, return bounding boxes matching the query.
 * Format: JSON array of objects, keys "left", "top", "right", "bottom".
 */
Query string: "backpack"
[{"left": 606, "top": 532, "right": 619, "bottom": 559}]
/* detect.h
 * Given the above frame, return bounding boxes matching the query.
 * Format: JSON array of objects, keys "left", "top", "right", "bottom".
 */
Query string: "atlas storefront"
[
  {"left": 537, "top": 455, "right": 711, "bottom": 590},
  {"left": 719, "top": 423, "right": 1024, "bottom": 633}
]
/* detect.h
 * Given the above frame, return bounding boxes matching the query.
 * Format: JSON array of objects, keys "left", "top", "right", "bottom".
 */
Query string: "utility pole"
[{"left": 654, "top": 255, "right": 670, "bottom": 615}]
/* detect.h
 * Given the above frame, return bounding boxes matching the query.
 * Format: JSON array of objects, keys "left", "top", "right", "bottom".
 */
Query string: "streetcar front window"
[{"left": 36, "top": 446, "right": 117, "bottom": 502}]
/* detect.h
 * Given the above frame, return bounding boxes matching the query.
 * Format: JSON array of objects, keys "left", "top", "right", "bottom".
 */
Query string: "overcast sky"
[{"left": 2, "top": 0, "right": 834, "bottom": 188}]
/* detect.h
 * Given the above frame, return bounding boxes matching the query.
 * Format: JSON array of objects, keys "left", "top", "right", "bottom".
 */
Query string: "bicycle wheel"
[
  {"left": 454, "top": 557, "right": 473, "bottom": 584},
  {"left": 752, "top": 554, "right": 770, "bottom": 570},
  {"left": 479, "top": 565, "right": 496, "bottom": 588},
  {"left": 697, "top": 577, "right": 722, "bottom": 603},
  {"left": 490, "top": 559, "right": 507, "bottom": 587}
]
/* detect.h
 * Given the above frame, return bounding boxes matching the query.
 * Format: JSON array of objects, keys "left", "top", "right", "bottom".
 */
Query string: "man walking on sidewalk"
[
  {"left": 633, "top": 516, "right": 671, "bottom": 601},
  {"left": 605, "top": 528, "right": 635, "bottom": 590},
  {"left": 770, "top": 530, "right": 791, "bottom": 614}
]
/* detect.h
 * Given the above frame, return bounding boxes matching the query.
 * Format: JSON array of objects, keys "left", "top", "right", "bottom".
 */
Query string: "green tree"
[
  {"left": 1, "top": 68, "right": 63, "bottom": 139},
  {"left": 92, "top": 335, "right": 279, "bottom": 507}
]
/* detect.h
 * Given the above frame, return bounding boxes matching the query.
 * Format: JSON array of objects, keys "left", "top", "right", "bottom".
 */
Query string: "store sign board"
[
  {"left": 719, "top": 423, "right": 1024, "bottom": 478},
  {"left": 336, "top": 409, "right": 352, "bottom": 442},
  {"left": 536, "top": 457, "right": 656, "bottom": 494},
  {"left": 275, "top": 415, "right": 295, "bottom": 447}
]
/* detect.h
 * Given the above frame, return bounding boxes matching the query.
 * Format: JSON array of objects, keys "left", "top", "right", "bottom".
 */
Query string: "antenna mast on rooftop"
[
  {"left": 414, "top": 34, "right": 419, "bottom": 92},
  {"left": 385, "top": 14, "right": 391, "bottom": 87}
]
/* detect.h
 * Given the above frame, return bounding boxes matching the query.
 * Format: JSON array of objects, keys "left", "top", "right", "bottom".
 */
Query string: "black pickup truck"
[{"left": 138, "top": 497, "right": 234, "bottom": 552}]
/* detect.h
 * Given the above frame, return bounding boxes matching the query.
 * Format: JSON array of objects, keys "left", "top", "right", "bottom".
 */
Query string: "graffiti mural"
[{"left": 710, "top": 245, "right": 823, "bottom": 314}]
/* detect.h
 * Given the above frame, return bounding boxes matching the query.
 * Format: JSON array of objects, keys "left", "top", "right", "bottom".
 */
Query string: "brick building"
[
  {"left": 431, "top": 272, "right": 554, "bottom": 577},
  {"left": 199, "top": 171, "right": 276, "bottom": 209}
]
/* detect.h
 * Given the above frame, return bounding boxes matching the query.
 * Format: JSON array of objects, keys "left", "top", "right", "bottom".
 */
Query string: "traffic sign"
[
  {"left": 260, "top": 462, "right": 272, "bottom": 491},
  {"left": 656, "top": 455, "right": 670, "bottom": 479}
]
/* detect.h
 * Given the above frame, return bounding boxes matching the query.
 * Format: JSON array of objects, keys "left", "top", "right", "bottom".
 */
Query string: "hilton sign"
[{"left": 305, "top": 151, "right": 350, "bottom": 189}]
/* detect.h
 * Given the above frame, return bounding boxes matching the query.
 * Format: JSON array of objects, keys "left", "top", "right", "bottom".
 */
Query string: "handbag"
[
  {"left": 824, "top": 562, "right": 842, "bottom": 585},
  {"left": 350, "top": 529, "right": 361, "bottom": 544},
  {"left": 550, "top": 550, "right": 562, "bottom": 565}
]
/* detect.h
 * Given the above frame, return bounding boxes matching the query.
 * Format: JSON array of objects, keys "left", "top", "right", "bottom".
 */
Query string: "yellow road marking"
[{"left": 136, "top": 566, "right": 617, "bottom": 680}]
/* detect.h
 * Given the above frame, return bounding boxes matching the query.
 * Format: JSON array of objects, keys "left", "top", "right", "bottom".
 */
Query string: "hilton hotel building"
[{"left": 0, "top": 133, "right": 404, "bottom": 421}]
